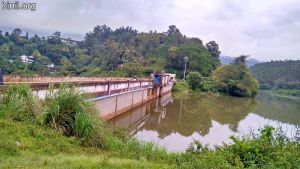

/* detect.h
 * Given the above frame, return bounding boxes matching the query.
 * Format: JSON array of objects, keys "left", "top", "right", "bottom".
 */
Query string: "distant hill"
[
  {"left": 249, "top": 60, "right": 300, "bottom": 89},
  {"left": 220, "top": 56, "right": 259, "bottom": 67}
]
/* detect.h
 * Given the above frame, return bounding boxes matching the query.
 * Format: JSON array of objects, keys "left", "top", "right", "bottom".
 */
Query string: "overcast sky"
[{"left": 1, "top": 0, "right": 300, "bottom": 61}]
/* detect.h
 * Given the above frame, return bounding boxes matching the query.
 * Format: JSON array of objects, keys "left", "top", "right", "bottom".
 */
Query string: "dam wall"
[{"left": 3, "top": 73, "right": 174, "bottom": 120}]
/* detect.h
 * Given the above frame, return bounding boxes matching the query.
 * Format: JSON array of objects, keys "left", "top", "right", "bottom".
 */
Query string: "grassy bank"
[
  {"left": 172, "top": 80, "right": 203, "bottom": 99},
  {"left": 1, "top": 117, "right": 299, "bottom": 168},
  {"left": 1, "top": 84, "right": 300, "bottom": 168},
  {"left": 0, "top": 84, "right": 174, "bottom": 168},
  {"left": 0, "top": 119, "right": 172, "bottom": 169}
]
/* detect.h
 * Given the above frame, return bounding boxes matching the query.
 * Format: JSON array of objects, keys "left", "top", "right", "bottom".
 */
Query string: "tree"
[
  {"left": 166, "top": 44, "right": 213, "bottom": 77},
  {"left": 12, "top": 28, "right": 22, "bottom": 36},
  {"left": 53, "top": 31, "right": 61, "bottom": 38},
  {"left": 25, "top": 32, "right": 29, "bottom": 39},
  {"left": 212, "top": 56, "right": 259, "bottom": 97},
  {"left": 206, "top": 41, "right": 221, "bottom": 70},
  {"left": 166, "top": 25, "right": 184, "bottom": 44},
  {"left": 10, "top": 28, "right": 25, "bottom": 45},
  {"left": 0, "top": 44, "right": 14, "bottom": 73},
  {"left": 32, "top": 50, "right": 41, "bottom": 59},
  {"left": 31, "top": 55, "right": 51, "bottom": 75},
  {"left": 167, "top": 25, "right": 181, "bottom": 36},
  {"left": 233, "top": 55, "right": 248, "bottom": 66},
  {"left": 187, "top": 71, "right": 202, "bottom": 90},
  {"left": 122, "top": 61, "right": 143, "bottom": 77}
]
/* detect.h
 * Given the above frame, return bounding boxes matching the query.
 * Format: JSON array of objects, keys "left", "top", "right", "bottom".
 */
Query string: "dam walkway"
[{"left": 3, "top": 74, "right": 175, "bottom": 119}]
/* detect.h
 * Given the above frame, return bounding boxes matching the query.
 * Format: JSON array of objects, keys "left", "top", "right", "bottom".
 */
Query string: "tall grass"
[
  {"left": 41, "top": 83, "right": 103, "bottom": 147},
  {"left": 0, "top": 84, "right": 41, "bottom": 121}
]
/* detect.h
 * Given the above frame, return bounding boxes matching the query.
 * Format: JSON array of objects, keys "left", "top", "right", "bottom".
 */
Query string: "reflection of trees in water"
[
  {"left": 254, "top": 92, "right": 300, "bottom": 126},
  {"left": 143, "top": 98, "right": 212, "bottom": 138},
  {"left": 143, "top": 94, "right": 257, "bottom": 138},
  {"left": 200, "top": 95, "right": 257, "bottom": 131}
]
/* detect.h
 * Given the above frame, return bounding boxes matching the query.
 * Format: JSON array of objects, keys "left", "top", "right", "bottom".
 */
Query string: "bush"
[
  {"left": 212, "top": 65, "right": 259, "bottom": 97},
  {"left": 186, "top": 71, "right": 202, "bottom": 90},
  {"left": 172, "top": 80, "right": 189, "bottom": 92},
  {"left": 40, "top": 83, "right": 103, "bottom": 147},
  {"left": 177, "top": 126, "right": 300, "bottom": 168},
  {"left": 200, "top": 77, "right": 217, "bottom": 92},
  {"left": 122, "top": 61, "right": 143, "bottom": 77},
  {"left": 0, "top": 84, "right": 41, "bottom": 121}
]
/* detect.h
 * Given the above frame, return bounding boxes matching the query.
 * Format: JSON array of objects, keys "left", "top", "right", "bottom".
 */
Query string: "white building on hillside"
[
  {"left": 47, "top": 63, "right": 55, "bottom": 68},
  {"left": 20, "top": 55, "right": 35, "bottom": 63}
]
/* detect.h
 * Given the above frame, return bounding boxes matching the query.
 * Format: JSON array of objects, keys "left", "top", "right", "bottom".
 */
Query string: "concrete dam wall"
[
  {"left": 3, "top": 73, "right": 175, "bottom": 120},
  {"left": 93, "top": 87, "right": 157, "bottom": 120}
]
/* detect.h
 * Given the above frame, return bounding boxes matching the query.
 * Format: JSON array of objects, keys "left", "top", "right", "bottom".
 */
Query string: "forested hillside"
[
  {"left": 0, "top": 25, "right": 221, "bottom": 77},
  {"left": 249, "top": 60, "right": 300, "bottom": 89}
]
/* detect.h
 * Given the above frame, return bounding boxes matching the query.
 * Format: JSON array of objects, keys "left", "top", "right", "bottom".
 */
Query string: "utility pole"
[{"left": 183, "top": 56, "right": 188, "bottom": 80}]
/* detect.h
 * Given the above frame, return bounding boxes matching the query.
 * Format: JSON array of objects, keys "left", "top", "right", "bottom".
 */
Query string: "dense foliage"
[
  {"left": 0, "top": 25, "right": 221, "bottom": 78},
  {"left": 186, "top": 71, "right": 202, "bottom": 90},
  {"left": 250, "top": 60, "right": 300, "bottom": 90},
  {"left": 212, "top": 56, "right": 259, "bottom": 97}
]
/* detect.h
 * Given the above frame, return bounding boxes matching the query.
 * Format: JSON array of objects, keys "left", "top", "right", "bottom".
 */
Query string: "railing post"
[
  {"left": 115, "top": 93, "right": 118, "bottom": 116},
  {"left": 131, "top": 89, "right": 134, "bottom": 109},
  {"left": 142, "top": 88, "right": 144, "bottom": 103},
  {"left": 107, "top": 81, "right": 110, "bottom": 94},
  {"left": 128, "top": 80, "right": 130, "bottom": 91}
]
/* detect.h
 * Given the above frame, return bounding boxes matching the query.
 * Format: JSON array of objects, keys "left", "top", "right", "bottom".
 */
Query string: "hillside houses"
[{"left": 20, "top": 55, "right": 35, "bottom": 63}]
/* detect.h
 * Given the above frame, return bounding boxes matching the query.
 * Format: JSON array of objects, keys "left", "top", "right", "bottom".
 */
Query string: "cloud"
[{"left": 0, "top": 0, "right": 300, "bottom": 61}]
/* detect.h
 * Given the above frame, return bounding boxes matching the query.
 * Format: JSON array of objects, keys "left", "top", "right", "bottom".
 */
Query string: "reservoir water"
[{"left": 109, "top": 91, "right": 300, "bottom": 152}]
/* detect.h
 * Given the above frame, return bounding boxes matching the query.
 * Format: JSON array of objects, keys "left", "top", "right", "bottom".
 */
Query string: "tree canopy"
[
  {"left": 212, "top": 56, "right": 259, "bottom": 97},
  {"left": 0, "top": 25, "right": 221, "bottom": 77},
  {"left": 186, "top": 71, "right": 202, "bottom": 90}
]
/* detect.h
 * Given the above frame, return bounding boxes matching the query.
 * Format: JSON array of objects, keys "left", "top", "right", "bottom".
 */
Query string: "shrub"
[
  {"left": 178, "top": 126, "right": 300, "bottom": 168},
  {"left": 41, "top": 83, "right": 103, "bottom": 147},
  {"left": 122, "top": 61, "right": 143, "bottom": 77},
  {"left": 0, "top": 84, "right": 41, "bottom": 121},
  {"left": 172, "top": 80, "right": 189, "bottom": 92},
  {"left": 186, "top": 71, "right": 202, "bottom": 90},
  {"left": 200, "top": 77, "right": 217, "bottom": 92},
  {"left": 212, "top": 64, "right": 259, "bottom": 97}
]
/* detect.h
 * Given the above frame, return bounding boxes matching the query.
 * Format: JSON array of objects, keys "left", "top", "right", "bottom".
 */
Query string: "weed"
[
  {"left": 41, "top": 83, "right": 102, "bottom": 147},
  {"left": 0, "top": 84, "right": 41, "bottom": 121}
]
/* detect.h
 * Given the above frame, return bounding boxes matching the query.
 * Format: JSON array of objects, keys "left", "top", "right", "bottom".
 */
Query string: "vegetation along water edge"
[{"left": 1, "top": 83, "right": 299, "bottom": 168}]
